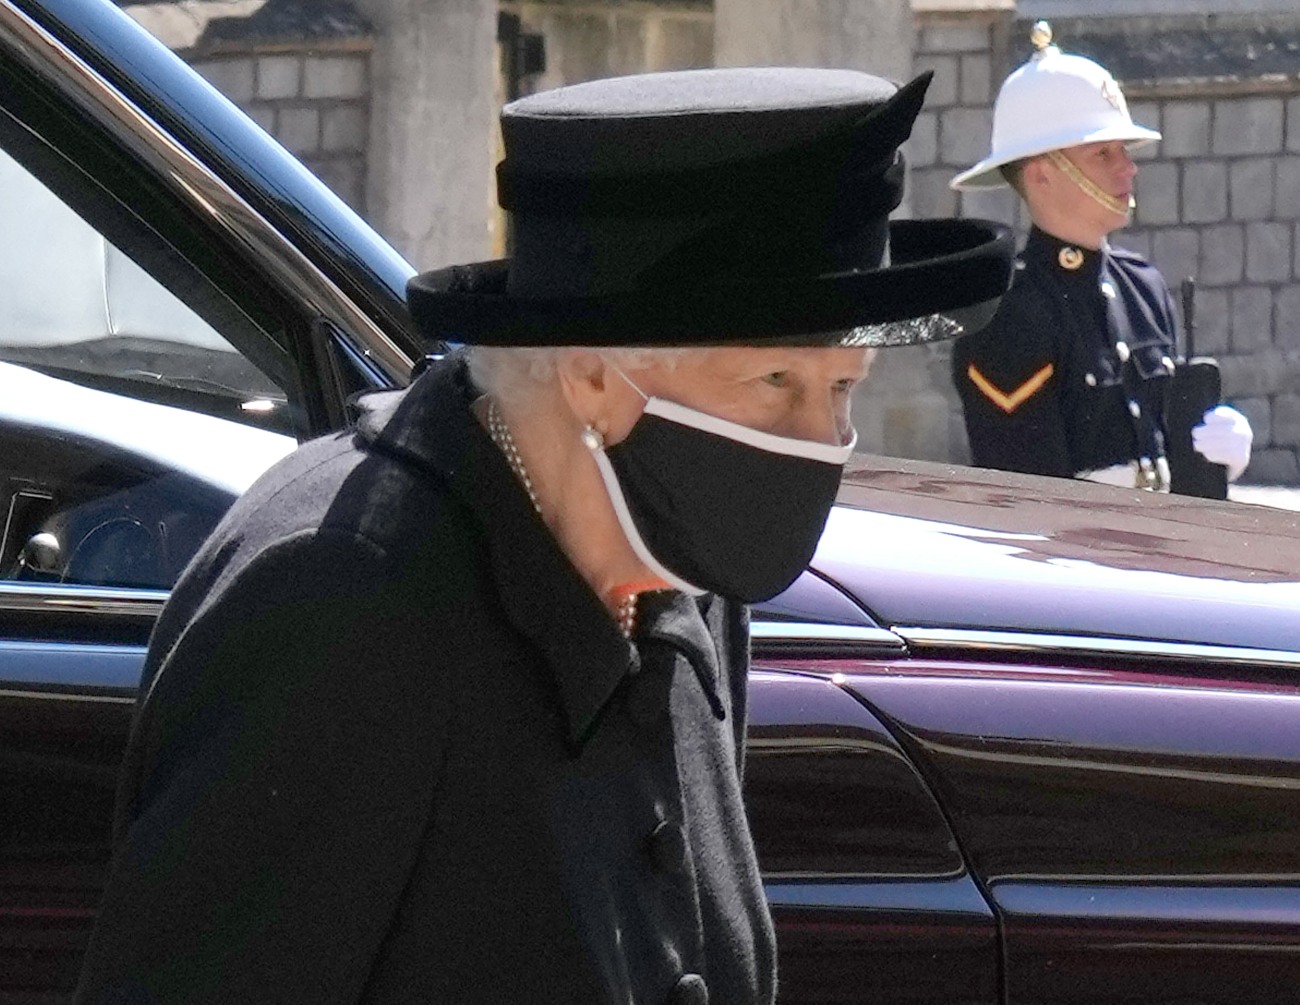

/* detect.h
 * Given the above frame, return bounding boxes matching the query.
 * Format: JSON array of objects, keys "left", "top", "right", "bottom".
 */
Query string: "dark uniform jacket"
[
  {"left": 75, "top": 354, "right": 777, "bottom": 1005},
  {"left": 953, "top": 227, "right": 1177, "bottom": 479}
]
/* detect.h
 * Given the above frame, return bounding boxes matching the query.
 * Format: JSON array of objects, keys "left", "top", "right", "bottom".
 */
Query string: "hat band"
[
  {"left": 498, "top": 143, "right": 903, "bottom": 221},
  {"left": 507, "top": 173, "right": 896, "bottom": 299}
]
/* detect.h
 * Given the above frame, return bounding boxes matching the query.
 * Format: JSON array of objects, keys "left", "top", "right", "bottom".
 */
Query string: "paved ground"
[{"left": 1228, "top": 485, "right": 1300, "bottom": 511}]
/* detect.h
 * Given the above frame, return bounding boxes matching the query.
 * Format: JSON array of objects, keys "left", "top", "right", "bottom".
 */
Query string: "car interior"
[{"left": 0, "top": 137, "right": 296, "bottom": 591}]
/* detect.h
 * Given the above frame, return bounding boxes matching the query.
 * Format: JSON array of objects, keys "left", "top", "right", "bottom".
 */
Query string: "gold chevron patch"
[{"left": 967, "top": 363, "right": 1055, "bottom": 414}]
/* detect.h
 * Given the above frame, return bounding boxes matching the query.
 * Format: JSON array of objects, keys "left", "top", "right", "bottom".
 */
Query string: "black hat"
[{"left": 408, "top": 67, "right": 1013, "bottom": 347}]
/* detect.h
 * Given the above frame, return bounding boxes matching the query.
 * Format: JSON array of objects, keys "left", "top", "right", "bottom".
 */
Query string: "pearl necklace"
[
  {"left": 486, "top": 398, "right": 540, "bottom": 514},
  {"left": 486, "top": 398, "right": 637, "bottom": 639}
]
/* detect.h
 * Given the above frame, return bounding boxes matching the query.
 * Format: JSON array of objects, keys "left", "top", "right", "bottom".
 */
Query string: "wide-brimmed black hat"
[{"left": 408, "top": 67, "right": 1014, "bottom": 347}]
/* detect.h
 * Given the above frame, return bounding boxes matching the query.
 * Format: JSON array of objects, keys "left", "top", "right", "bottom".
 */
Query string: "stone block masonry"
[
  {"left": 1124, "top": 77, "right": 1300, "bottom": 483},
  {"left": 907, "top": 7, "right": 1017, "bottom": 230},
  {"left": 190, "top": 44, "right": 371, "bottom": 214}
]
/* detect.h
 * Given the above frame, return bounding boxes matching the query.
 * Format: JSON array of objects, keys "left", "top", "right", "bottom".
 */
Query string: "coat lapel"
[{"left": 355, "top": 353, "right": 638, "bottom": 750}]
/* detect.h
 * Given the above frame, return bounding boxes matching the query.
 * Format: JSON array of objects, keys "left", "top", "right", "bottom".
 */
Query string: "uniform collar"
[
  {"left": 1025, "top": 226, "right": 1106, "bottom": 280},
  {"left": 353, "top": 352, "right": 716, "bottom": 749}
]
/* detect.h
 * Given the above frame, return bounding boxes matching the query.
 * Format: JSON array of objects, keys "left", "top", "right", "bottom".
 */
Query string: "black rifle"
[{"left": 1166, "top": 276, "right": 1228, "bottom": 499}]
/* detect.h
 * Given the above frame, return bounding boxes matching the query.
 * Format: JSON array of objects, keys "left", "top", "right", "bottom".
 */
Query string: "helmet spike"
[{"left": 1030, "top": 21, "right": 1058, "bottom": 60}]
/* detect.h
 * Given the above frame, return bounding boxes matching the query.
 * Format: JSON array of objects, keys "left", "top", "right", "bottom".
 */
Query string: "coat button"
[
  {"left": 669, "top": 973, "right": 708, "bottom": 1005},
  {"left": 648, "top": 819, "right": 690, "bottom": 875}
]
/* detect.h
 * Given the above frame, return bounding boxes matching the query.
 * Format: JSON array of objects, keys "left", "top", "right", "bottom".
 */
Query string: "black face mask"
[{"left": 588, "top": 393, "right": 856, "bottom": 603}]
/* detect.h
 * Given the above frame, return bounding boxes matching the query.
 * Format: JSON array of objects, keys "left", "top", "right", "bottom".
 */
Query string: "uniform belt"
[{"left": 1076, "top": 457, "right": 1170, "bottom": 492}]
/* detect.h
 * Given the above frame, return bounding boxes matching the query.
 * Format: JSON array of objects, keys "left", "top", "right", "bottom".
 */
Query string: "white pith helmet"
[{"left": 951, "top": 21, "right": 1161, "bottom": 190}]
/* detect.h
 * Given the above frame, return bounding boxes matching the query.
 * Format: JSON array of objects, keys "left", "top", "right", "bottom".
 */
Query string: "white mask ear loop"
[
  {"left": 579, "top": 416, "right": 706, "bottom": 598},
  {"left": 580, "top": 360, "right": 706, "bottom": 595},
  {"left": 606, "top": 360, "right": 649, "bottom": 402}
]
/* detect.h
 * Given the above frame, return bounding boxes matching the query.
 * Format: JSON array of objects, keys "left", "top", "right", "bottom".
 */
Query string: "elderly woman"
[{"left": 76, "top": 68, "right": 1010, "bottom": 1005}]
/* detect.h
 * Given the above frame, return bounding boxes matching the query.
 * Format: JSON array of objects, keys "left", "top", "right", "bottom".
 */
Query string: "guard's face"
[
  {"left": 605, "top": 346, "right": 874, "bottom": 447},
  {"left": 1048, "top": 140, "right": 1138, "bottom": 232},
  {"left": 1060, "top": 140, "right": 1137, "bottom": 197}
]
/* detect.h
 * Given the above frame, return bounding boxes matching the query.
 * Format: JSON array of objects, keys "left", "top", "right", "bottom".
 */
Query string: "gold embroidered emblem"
[
  {"left": 1058, "top": 246, "right": 1084, "bottom": 271},
  {"left": 967, "top": 363, "right": 1055, "bottom": 414}
]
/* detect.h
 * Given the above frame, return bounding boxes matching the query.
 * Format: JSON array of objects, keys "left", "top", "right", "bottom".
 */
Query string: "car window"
[{"left": 0, "top": 145, "right": 298, "bottom": 591}]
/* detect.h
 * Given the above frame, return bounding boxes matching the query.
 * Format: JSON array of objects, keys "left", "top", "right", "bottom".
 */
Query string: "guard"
[{"left": 949, "top": 22, "right": 1252, "bottom": 494}]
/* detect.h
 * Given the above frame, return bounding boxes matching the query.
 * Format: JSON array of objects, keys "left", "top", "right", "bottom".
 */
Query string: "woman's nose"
[{"left": 786, "top": 396, "right": 851, "bottom": 446}]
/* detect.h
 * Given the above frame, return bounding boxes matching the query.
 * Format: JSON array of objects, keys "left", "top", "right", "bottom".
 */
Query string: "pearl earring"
[{"left": 581, "top": 425, "right": 605, "bottom": 451}]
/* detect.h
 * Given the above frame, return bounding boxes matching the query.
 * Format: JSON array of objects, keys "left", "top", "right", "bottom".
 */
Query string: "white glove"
[{"left": 1191, "top": 405, "right": 1253, "bottom": 482}]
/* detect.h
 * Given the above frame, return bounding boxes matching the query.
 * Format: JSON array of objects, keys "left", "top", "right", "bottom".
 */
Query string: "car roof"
[{"left": 815, "top": 454, "right": 1300, "bottom": 654}]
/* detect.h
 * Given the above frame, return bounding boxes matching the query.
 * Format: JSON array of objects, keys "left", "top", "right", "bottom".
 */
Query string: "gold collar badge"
[{"left": 1058, "top": 246, "right": 1085, "bottom": 270}]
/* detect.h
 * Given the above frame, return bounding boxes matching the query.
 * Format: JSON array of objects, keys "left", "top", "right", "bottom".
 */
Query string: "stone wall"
[
  {"left": 148, "top": 0, "right": 500, "bottom": 273},
  {"left": 869, "top": 4, "right": 1019, "bottom": 465},
  {"left": 187, "top": 38, "right": 372, "bottom": 215}
]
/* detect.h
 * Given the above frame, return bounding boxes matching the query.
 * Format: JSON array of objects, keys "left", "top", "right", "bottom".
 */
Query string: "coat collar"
[
  {"left": 637, "top": 589, "right": 726, "bottom": 722},
  {"left": 354, "top": 352, "right": 678, "bottom": 750}
]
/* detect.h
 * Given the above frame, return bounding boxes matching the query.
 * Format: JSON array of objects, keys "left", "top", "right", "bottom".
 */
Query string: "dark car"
[{"left": 3, "top": 1, "right": 1300, "bottom": 1003}]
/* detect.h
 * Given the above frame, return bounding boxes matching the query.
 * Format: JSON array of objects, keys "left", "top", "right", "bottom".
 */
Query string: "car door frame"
[
  {"left": 747, "top": 624, "right": 1003, "bottom": 1005},
  {"left": 0, "top": 3, "right": 415, "bottom": 993}
]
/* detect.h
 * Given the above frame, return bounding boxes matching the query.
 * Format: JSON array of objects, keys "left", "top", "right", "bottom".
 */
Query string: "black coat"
[
  {"left": 953, "top": 227, "right": 1177, "bottom": 478},
  {"left": 75, "top": 355, "right": 776, "bottom": 1005}
]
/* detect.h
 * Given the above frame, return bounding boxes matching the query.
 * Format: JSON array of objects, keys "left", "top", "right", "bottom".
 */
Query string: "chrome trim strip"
[
  {"left": 895, "top": 626, "right": 1300, "bottom": 670},
  {"left": 0, "top": 583, "right": 166, "bottom": 619},
  {"left": 750, "top": 622, "right": 906, "bottom": 650},
  {"left": 0, "top": 639, "right": 146, "bottom": 690},
  {"left": 0, "top": 687, "right": 134, "bottom": 705},
  {"left": 764, "top": 876, "right": 992, "bottom": 916},
  {"left": 0, "top": 1, "right": 414, "bottom": 386},
  {"left": 992, "top": 880, "right": 1300, "bottom": 924}
]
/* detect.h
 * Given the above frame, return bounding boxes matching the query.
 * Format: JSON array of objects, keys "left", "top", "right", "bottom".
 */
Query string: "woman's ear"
[
  {"left": 556, "top": 350, "right": 648, "bottom": 442},
  {"left": 555, "top": 350, "right": 612, "bottom": 432}
]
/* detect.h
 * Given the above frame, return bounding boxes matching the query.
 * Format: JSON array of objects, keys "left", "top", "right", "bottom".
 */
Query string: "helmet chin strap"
[{"left": 1046, "top": 149, "right": 1134, "bottom": 220}]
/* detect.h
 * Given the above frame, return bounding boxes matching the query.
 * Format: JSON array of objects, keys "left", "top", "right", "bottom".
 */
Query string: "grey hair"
[{"left": 466, "top": 345, "right": 691, "bottom": 404}]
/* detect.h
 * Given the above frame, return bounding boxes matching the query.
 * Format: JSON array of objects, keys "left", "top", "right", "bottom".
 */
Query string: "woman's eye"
[{"left": 762, "top": 371, "right": 790, "bottom": 388}]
